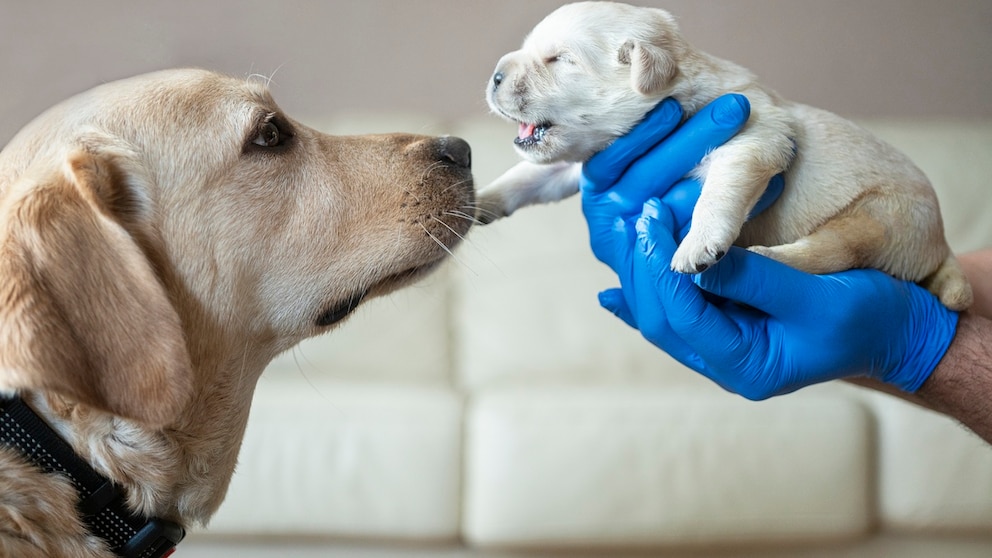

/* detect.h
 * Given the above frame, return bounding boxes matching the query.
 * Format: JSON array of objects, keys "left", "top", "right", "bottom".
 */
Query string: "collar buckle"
[{"left": 121, "top": 518, "right": 185, "bottom": 558}]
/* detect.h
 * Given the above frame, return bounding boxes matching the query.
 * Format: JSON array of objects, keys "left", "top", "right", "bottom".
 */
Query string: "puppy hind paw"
[{"left": 747, "top": 245, "right": 784, "bottom": 263}]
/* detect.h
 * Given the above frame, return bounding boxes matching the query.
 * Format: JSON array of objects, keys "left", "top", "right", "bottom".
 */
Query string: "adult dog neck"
[{"left": 25, "top": 341, "right": 271, "bottom": 527}]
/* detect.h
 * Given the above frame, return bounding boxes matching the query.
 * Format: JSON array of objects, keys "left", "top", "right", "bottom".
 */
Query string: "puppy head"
[{"left": 486, "top": 1, "right": 684, "bottom": 163}]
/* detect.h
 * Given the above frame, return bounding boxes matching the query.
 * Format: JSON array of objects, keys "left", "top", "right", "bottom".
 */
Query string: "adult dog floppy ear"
[{"left": 0, "top": 149, "right": 192, "bottom": 427}]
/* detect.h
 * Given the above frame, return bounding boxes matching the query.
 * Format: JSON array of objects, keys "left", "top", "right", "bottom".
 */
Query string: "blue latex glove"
[
  {"left": 581, "top": 94, "right": 757, "bottom": 270},
  {"left": 580, "top": 92, "right": 782, "bottom": 323},
  {"left": 598, "top": 200, "right": 958, "bottom": 397},
  {"left": 581, "top": 93, "right": 957, "bottom": 397},
  {"left": 581, "top": 94, "right": 782, "bottom": 270}
]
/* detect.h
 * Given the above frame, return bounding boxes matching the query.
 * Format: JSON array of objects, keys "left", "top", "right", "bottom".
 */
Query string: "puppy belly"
[{"left": 738, "top": 193, "right": 972, "bottom": 310}]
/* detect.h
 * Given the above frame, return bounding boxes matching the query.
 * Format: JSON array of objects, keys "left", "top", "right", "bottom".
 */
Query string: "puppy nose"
[
  {"left": 492, "top": 71, "right": 505, "bottom": 89},
  {"left": 439, "top": 136, "right": 472, "bottom": 169}
]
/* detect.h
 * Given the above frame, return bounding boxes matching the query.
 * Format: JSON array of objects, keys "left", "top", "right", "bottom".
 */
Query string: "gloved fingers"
[
  {"left": 634, "top": 200, "right": 750, "bottom": 371},
  {"left": 748, "top": 174, "right": 784, "bottom": 220},
  {"left": 693, "top": 247, "right": 822, "bottom": 319},
  {"left": 627, "top": 200, "right": 723, "bottom": 373},
  {"left": 658, "top": 177, "right": 701, "bottom": 240},
  {"left": 659, "top": 172, "right": 784, "bottom": 243},
  {"left": 605, "top": 268, "right": 707, "bottom": 370},
  {"left": 598, "top": 288, "right": 638, "bottom": 329},
  {"left": 581, "top": 98, "right": 683, "bottom": 193},
  {"left": 582, "top": 95, "right": 751, "bottom": 270},
  {"left": 591, "top": 213, "right": 640, "bottom": 273},
  {"left": 601, "top": 94, "right": 751, "bottom": 216}
]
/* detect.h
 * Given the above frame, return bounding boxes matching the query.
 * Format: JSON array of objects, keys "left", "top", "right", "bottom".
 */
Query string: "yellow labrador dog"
[
  {"left": 478, "top": 1, "right": 971, "bottom": 310},
  {"left": 0, "top": 68, "right": 474, "bottom": 557}
]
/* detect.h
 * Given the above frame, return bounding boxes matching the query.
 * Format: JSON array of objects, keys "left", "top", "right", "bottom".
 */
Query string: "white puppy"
[{"left": 478, "top": 1, "right": 972, "bottom": 310}]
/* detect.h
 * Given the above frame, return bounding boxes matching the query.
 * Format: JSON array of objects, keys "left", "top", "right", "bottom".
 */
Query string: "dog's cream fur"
[
  {"left": 479, "top": 1, "right": 972, "bottom": 310},
  {"left": 0, "top": 68, "right": 475, "bottom": 557}
]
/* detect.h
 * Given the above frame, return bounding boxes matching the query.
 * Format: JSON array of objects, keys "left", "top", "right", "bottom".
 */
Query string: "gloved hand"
[
  {"left": 581, "top": 93, "right": 779, "bottom": 270},
  {"left": 582, "top": 93, "right": 957, "bottom": 396},
  {"left": 598, "top": 197, "right": 959, "bottom": 398}
]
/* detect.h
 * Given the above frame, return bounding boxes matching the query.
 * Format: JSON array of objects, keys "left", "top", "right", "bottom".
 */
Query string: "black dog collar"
[{"left": 0, "top": 395, "right": 184, "bottom": 558}]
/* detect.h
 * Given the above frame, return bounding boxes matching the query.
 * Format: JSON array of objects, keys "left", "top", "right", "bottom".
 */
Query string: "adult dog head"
[
  {"left": 486, "top": 1, "right": 687, "bottom": 163},
  {"left": 0, "top": 68, "right": 474, "bottom": 551}
]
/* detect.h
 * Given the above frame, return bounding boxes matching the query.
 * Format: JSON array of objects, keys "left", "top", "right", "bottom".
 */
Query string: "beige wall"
[{"left": 1, "top": 0, "right": 990, "bottom": 144}]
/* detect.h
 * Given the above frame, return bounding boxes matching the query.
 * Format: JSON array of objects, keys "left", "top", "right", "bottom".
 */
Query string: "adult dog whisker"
[
  {"left": 439, "top": 212, "right": 503, "bottom": 271},
  {"left": 419, "top": 161, "right": 446, "bottom": 183},
  {"left": 470, "top": 203, "right": 503, "bottom": 224},
  {"left": 441, "top": 178, "right": 475, "bottom": 196},
  {"left": 446, "top": 209, "right": 484, "bottom": 227},
  {"left": 431, "top": 215, "right": 467, "bottom": 243},
  {"left": 419, "top": 222, "right": 476, "bottom": 275}
]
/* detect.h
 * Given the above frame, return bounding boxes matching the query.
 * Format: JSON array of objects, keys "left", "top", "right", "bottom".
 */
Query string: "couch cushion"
[
  {"left": 863, "top": 392, "right": 992, "bottom": 530},
  {"left": 463, "top": 387, "right": 873, "bottom": 546},
  {"left": 209, "top": 379, "right": 463, "bottom": 539}
]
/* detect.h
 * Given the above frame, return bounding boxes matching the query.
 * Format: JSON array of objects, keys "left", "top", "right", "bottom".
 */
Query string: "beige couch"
[{"left": 195, "top": 112, "right": 992, "bottom": 554}]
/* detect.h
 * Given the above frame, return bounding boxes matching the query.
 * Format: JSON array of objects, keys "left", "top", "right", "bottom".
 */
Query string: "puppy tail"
[{"left": 921, "top": 255, "right": 974, "bottom": 311}]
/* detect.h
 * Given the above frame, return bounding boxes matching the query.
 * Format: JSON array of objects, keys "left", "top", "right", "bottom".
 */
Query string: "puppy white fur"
[
  {"left": 479, "top": 1, "right": 971, "bottom": 310},
  {"left": 0, "top": 69, "right": 474, "bottom": 557}
]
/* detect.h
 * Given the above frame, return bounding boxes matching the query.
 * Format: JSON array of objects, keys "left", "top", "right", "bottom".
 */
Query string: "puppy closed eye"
[{"left": 543, "top": 52, "right": 573, "bottom": 65}]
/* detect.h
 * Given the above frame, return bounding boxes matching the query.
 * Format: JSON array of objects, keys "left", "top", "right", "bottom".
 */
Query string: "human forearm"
[{"left": 915, "top": 311, "right": 992, "bottom": 444}]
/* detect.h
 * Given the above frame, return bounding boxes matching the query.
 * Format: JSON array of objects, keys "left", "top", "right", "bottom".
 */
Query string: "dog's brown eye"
[{"left": 253, "top": 121, "right": 281, "bottom": 147}]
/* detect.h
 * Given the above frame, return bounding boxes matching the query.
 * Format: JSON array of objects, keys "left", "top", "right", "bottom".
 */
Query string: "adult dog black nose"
[
  {"left": 439, "top": 136, "right": 472, "bottom": 169},
  {"left": 492, "top": 72, "right": 505, "bottom": 89}
]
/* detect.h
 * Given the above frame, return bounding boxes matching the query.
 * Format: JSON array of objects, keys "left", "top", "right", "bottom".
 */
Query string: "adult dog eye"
[{"left": 252, "top": 121, "right": 282, "bottom": 147}]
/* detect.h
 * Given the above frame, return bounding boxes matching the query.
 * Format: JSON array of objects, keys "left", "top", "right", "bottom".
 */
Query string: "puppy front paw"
[
  {"left": 474, "top": 191, "right": 510, "bottom": 225},
  {"left": 670, "top": 229, "right": 731, "bottom": 273}
]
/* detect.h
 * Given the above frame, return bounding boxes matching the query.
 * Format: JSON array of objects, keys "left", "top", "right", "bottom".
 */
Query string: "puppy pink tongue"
[{"left": 518, "top": 122, "right": 536, "bottom": 140}]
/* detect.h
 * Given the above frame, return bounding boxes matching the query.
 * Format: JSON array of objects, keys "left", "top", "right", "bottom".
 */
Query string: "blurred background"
[
  {"left": 3, "top": 2, "right": 992, "bottom": 557},
  {"left": 2, "top": 0, "right": 991, "bottom": 144}
]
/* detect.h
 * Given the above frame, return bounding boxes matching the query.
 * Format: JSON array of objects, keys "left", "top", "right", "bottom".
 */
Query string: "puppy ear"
[
  {"left": 619, "top": 9, "right": 683, "bottom": 96},
  {"left": 620, "top": 39, "right": 679, "bottom": 97},
  {"left": 0, "top": 149, "right": 192, "bottom": 427}
]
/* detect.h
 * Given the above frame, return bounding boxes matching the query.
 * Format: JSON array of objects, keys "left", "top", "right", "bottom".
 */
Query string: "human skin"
[{"left": 916, "top": 250, "right": 992, "bottom": 443}]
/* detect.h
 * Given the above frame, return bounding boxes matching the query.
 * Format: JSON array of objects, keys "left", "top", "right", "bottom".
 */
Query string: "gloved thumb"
[{"left": 598, "top": 288, "right": 638, "bottom": 329}]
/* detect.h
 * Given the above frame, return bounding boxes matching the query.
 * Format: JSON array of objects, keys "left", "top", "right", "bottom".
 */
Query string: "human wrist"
[
  {"left": 880, "top": 295, "right": 960, "bottom": 393},
  {"left": 916, "top": 312, "right": 992, "bottom": 443}
]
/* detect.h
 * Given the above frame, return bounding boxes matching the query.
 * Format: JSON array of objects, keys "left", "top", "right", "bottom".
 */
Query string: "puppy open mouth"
[{"left": 515, "top": 122, "right": 552, "bottom": 148}]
